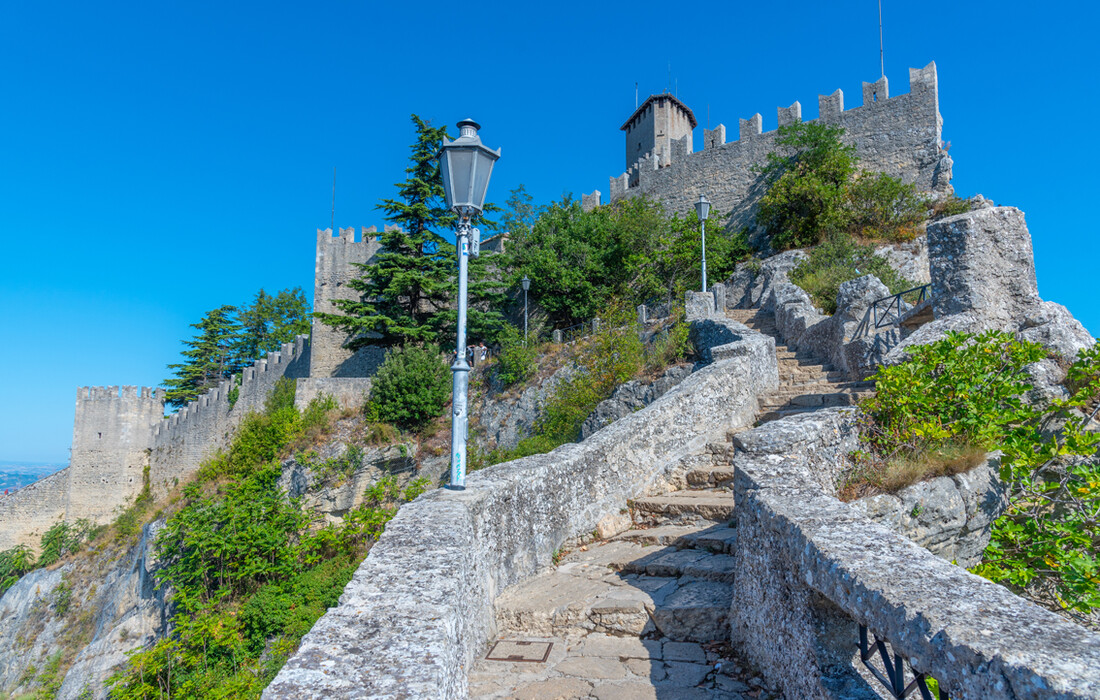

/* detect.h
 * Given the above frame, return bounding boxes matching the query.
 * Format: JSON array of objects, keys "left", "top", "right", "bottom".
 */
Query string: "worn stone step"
[
  {"left": 756, "top": 406, "right": 822, "bottom": 423},
  {"left": 685, "top": 465, "right": 736, "bottom": 487},
  {"left": 632, "top": 492, "right": 736, "bottom": 525},
  {"left": 614, "top": 524, "right": 738, "bottom": 553},
  {"left": 619, "top": 549, "right": 737, "bottom": 584},
  {"left": 651, "top": 579, "right": 733, "bottom": 642}
]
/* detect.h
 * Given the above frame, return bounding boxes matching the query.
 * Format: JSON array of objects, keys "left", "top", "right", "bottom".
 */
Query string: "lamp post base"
[{"left": 444, "top": 484, "right": 467, "bottom": 491}]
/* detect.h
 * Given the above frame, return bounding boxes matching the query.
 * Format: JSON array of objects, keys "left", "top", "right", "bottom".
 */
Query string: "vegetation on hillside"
[
  {"left": 848, "top": 331, "right": 1100, "bottom": 619},
  {"left": 788, "top": 236, "right": 916, "bottom": 314},
  {"left": 756, "top": 120, "right": 927, "bottom": 250}
]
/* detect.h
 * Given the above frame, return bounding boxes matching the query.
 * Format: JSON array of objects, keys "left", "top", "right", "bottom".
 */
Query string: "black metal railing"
[
  {"left": 859, "top": 625, "right": 949, "bottom": 699},
  {"left": 870, "top": 284, "right": 931, "bottom": 331}
]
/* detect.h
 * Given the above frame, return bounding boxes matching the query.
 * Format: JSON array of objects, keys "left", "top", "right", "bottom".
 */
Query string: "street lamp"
[
  {"left": 521, "top": 276, "right": 530, "bottom": 344},
  {"left": 695, "top": 194, "right": 711, "bottom": 292},
  {"left": 439, "top": 118, "right": 500, "bottom": 491}
]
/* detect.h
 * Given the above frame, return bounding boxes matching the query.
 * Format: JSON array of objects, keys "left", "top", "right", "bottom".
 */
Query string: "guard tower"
[{"left": 621, "top": 94, "right": 697, "bottom": 177}]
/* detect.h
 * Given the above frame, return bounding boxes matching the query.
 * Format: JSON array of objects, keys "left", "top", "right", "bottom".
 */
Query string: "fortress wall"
[
  {"left": 309, "top": 227, "right": 387, "bottom": 378},
  {"left": 67, "top": 386, "right": 163, "bottom": 523},
  {"left": 0, "top": 469, "right": 69, "bottom": 551},
  {"left": 150, "top": 335, "right": 310, "bottom": 494},
  {"left": 607, "top": 63, "right": 950, "bottom": 231}
]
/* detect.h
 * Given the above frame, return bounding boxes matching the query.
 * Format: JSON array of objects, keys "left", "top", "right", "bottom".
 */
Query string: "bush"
[
  {"left": 644, "top": 310, "right": 692, "bottom": 373},
  {"left": 368, "top": 344, "right": 450, "bottom": 430},
  {"left": 930, "top": 194, "right": 972, "bottom": 220},
  {"left": 756, "top": 121, "right": 858, "bottom": 249},
  {"left": 0, "top": 545, "right": 36, "bottom": 595},
  {"left": 788, "top": 236, "right": 915, "bottom": 314},
  {"left": 36, "top": 519, "right": 92, "bottom": 568},
  {"left": 846, "top": 172, "right": 926, "bottom": 241},
  {"left": 494, "top": 324, "right": 537, "bottom": 387}
]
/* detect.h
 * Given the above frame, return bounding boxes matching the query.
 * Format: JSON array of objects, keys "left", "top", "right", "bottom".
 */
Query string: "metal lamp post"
[
  {"left": 695, "top": 194, "right": 711, "bottom": 292},
  {"left": 439, "top": 118, "right": 500, "bottom": 491},
  {"left": 521, "top": 275, "right": 530, "bottom": 344}
]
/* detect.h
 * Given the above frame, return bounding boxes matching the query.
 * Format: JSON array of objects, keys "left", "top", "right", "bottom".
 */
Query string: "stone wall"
[
  {"left": 264, "top": 326, "right": 780, "bottom": 699},
  {"left": 601, "top": 63, "right": 950, "bottom": 233},
  {"left": 0, "top": 469, "right": 69, "bottom": 550},
  {"left": 149, "top": 335, "right": 310, "bottom": 494},
  {"left": 309, "top": 227, "right": 386, "bottom": 378},
  {"left": 68, "top": 386, "right": 164, "bottom": 523},
  {"left": 731, "top": 409, "right": 1100, "bottom": 698}
]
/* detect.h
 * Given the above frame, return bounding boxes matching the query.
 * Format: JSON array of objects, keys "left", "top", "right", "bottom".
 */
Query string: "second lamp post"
[
  {"left": 521, "top": 275, "right": 530, "bottom": 344},
  {"left": 439, "top": 119, "right": 500, "bottom": 491},
  {"left": 696, "top": 193, "right": 711, "bottom": 292}
]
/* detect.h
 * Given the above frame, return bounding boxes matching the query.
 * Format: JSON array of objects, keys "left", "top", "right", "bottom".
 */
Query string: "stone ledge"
[{"left": 265, "top": 330, "right": 779, "bottom": 699}]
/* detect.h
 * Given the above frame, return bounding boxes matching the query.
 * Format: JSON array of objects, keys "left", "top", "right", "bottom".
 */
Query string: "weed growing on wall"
[{"left": 854, "top": 332, "right": 1100, "bottom": 617}]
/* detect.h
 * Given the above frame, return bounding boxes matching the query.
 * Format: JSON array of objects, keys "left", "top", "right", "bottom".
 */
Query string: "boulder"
[
  {"left": 725, "top": 250, "right": 808, "bottom": 310},
  {"left": 1018, "top": 301, "right": 1096, "bottom": 360},
  {"left": 874, "top": 236, "right": 930, "bottom": 285},
  {"left": 580, "top": 365, "right": 693, "bottom": 440},
  {"left": 928, "top": 206, "right": 1041, "bottom": 324}
]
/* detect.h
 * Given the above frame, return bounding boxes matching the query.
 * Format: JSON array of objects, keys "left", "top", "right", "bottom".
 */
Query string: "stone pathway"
[{"left": 469, "top": 310, "right": 873, "bottom": 700}]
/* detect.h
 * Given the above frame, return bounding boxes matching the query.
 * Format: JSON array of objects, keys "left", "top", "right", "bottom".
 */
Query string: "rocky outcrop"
[
  {"left": 848, "top": 454, "right": 1008, "bottom": 567},
  {"left": 874, "top": 237, "right": 930, "bottom": 285},
  {"left": 580, "top": 364, "right": 693, "bottom": 439},
  {"left": 0, "top": 520, "right": 170, "bottom": 700},
  {"left": 724, "top": 250, "right": 808, "bottom": 311},
  {"left": 475, "top": 364, "right": 575, "bottom": 451}
]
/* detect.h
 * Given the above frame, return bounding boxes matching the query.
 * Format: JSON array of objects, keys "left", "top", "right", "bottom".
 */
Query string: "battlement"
[
  {"left": 77, "top": 385, "right": 165, "bottom": 402},
  {"left": 597, "top": 62, "right": 949, "bottom": 228}
]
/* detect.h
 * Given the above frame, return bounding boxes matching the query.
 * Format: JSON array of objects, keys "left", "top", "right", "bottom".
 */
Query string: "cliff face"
[{"left": 0, "top": 520, "right": 169, "bottom": 700}]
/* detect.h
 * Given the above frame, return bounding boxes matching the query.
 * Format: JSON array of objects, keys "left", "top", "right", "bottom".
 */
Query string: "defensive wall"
[
  {"left": 0, "top": 469, "right": 69, "bottom": 551},
  {"left": 588, "top": 63, "right": 952, "bottom": 232},
  {"left": 149, "top": 335, "right": 311, "bottom": 493},
  {"left": 264, "top": 321, "right": 780, "bottom": 697}
]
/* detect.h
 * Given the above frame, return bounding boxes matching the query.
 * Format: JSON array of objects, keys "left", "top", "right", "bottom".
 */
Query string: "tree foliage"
[
  {"left": 315, "top": 114, "right": 506, "bottom": 348},
  {"left": 366, "top": 344, "right": 451, "bottom": 429},
  {"left": 788, "top": 235, "right": 915, "bottom": 314},
  {"left": 233, "top": 288, "right": 310, "bottom": 368}
]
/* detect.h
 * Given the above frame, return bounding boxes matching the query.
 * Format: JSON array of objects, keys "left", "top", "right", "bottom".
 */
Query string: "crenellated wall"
[
  {"left": 0, "top": 469, "right": 70, "bottom": 551},
  {"left": 309, "top": 226, "right": 387, "bottom": 378},
  {"left": 600, "top": 63, "right": 951, "bottom": 232},
  {"left": 68, "top": 385, "right": 164, "bottom": 522},
  {"left": 149, "top": 335, "right": 310, "bottom": 494}
]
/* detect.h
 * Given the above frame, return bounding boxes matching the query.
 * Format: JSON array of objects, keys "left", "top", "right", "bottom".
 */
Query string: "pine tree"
[
  {"left": 317, "top": 114, "right": 507, "bottom": 348},
  {"left": 163, "top": 305, "right": 239, "bottom": 409},
  {"left": 233, "top": 287, "right": 310, "bottom": 370}
]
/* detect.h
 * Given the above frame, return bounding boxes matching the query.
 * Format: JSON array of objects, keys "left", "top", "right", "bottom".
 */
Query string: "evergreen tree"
[
  {"left": 317, "top": 114, "right": 507, "bottom": 347},
  {"left": 233, "top": 287, "right": 310, "bottom": 370},
  {"left": 163, "top": 305, "right": 239, "bottom": 409}
]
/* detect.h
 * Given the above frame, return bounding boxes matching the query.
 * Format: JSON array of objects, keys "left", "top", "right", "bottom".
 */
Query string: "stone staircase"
[
  {"left": 469, "top": 309, "right": 873, "bottom": 699},
  {"left": 726, "top": 308, "right": 875, "bottom": 422}
]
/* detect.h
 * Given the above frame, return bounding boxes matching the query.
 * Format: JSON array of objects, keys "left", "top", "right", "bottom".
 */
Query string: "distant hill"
[{"left": 0, "top": 462, "right": 67, "bottom": 493}]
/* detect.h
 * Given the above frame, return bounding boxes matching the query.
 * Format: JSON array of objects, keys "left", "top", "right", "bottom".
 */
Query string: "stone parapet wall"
[
  {"left": 264, "top": 328, "right": 780, "bottom": 699},
  {"left": 731, "top": 408, "right": 1100, "bottom": 698},
  {"left": 150, "top": 336, "right": 310, "bottom": 494},
  {"left": 0, "top": 469, "right": 69, "bottom": 551},
  {"left": 604, "top": 63, "right": 950, "bottom": 232}
]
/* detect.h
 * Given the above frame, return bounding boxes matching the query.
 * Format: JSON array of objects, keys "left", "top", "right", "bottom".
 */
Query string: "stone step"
[
  {"left": 614, "top": 524, "right": 739, "bottom": 554},
  {"left": 618, "top": 548, "right": 736, "bottom": 583},
  {"left": 759, "top": 391, "right": 861, "bottom": 410},
  {"left": 756, "top": 406, "right": 823, "bottom": 423},
  {"left": 631, "top": 491, "right": 736, "bottom": 525},
  {"left": 685, "top": 465, "right": 736, "bottom": 487}
]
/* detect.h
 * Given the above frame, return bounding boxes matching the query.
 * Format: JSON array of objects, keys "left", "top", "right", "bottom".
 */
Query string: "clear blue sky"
[{"left": 1, "top": 1, "right": 1097, "bottom": 463}]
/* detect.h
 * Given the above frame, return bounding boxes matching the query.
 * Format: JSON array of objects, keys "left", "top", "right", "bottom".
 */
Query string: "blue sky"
[{"left": 1, "top": 1, "right": 1097, "bottom": 463}]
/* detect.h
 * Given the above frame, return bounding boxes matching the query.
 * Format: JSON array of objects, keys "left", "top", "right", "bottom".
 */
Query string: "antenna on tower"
[
  {"left": 878, "top": 0, "right": 885, "bottom": 78},
  {"left": 675, "top": 78, "right": 678, "bottom": 98},
  {"left": 635, "top": 82, "right": 638, "bottom": 109},
  {"left": 667, "top": 62, "right": 671, "bottom": 93},
  {"left": 330, "top": 167, "right": 336, "bottom": 233}
]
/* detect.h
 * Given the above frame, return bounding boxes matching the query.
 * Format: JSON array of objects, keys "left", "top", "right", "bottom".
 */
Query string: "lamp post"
[
  {"left": 521, "top": 275, "right": 530, "bottom": 344},
  {"left": 439, "top": 118, "right": 500, "bottom": 491},
  {"left": 695, "top": 194, "right": 711, "bottom": 292}
]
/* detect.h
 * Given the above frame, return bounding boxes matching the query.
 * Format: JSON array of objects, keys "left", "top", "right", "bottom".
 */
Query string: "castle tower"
[
  {"left": 622, "top": 94, "right": 697, "bottom": 176},
  {"left": 309, "top": 226, "right": 386, "bottom": 377},
  {"left": 67, "top": 386, "right": 164, "bottom": 523}
]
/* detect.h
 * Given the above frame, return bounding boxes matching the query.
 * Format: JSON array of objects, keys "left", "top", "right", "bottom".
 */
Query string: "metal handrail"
[
  {"left": 870, "top": 284, "right": 931, "bottom": 331},
  {"left": 859, "top": 625, "right": 950, "bottom": 699}
]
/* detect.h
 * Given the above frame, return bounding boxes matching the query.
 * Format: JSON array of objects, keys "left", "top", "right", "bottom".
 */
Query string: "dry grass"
[{"left": 839, "top": 442, "right": 987, "bottom": 501}]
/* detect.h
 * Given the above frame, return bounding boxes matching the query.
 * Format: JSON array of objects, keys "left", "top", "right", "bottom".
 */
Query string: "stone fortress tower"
[{"left": 621, "top": 93, "right": 697, "bottom": 181}]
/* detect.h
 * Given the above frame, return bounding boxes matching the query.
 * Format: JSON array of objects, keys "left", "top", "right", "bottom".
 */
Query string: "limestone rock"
[
  {"left": 1018, "top": 300, "right": 1096, "bottom": 360},
  {"left": 725, "top": 250, "right": 808, "bottom": 311},
  {"left": 581, "top": 365, "right": 693, "bottom": 440},
  {"left": 874, "top": 236, "right": 930, "bottom": 285},
  {"left": 928, "top": 206, "right": 1041, "bottom": 323}
]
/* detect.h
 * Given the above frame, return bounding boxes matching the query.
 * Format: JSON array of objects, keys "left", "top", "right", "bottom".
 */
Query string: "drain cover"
[{"left": 485, "top": 640, "right": 553, "bottom": 662}]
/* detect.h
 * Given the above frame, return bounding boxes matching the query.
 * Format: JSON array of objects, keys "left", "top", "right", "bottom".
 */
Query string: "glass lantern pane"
[
  {"left": 472, "top": 151, "right": 494, "bottom": 209},
  {"left": 440, "top": 151, "right": 456, "bottom": 210},
  {"left": 449, "top": 148, "right": 475, "bottom": 208}
]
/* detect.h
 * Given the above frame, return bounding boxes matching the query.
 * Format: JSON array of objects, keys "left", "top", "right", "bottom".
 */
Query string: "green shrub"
[
  {"left": 756, "top": 121, "right": 858, "bottom": 249},
  {"left": 644, "top": 310, "right": 692, "bottom": 373},
  {"left": 0, "top": 545, "right": 36, "bottom": 596},
  {"left": 930, "top": 194, "right": 972, "bottom": 220},
  {"left": 495, "top": 324, "right": 538, "bottom": 387},
  {"left": 856, "top": 332, "right": 1100, "bottom": 616},
  {"left": 846, "top": 172, "right": 926, "bottom": 241},
  {"left": 368, "top": 345, "right": 450, "bottom": 430},
  {"left": 36, "top": 520, "right": 91, "bottom": 568},
  {"left": 788, "top": 236, "right": 915, "bottom": 314}
]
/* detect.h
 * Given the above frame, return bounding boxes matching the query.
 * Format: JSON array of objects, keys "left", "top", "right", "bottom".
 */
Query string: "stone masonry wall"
[
  {"left": 603, "top": 63, "right": 950, "bottom": 232},
  {"left": 149, "top": 336, "right": 310, "bottom": 494},
  {"left": 68, "top": 386, "right": 164, "bottom": 523},
  {"left": 731, "top": 409, "right": 1100, "bottom": 698},
  {"left": 309, "top": 226, "right": 386, "bottom": 379},
  {"left": 264, "top": 326, "right": 779, "bottom": 699},
  {"left": 0, "top": 469, "right": 69, "bottom": 551}
]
